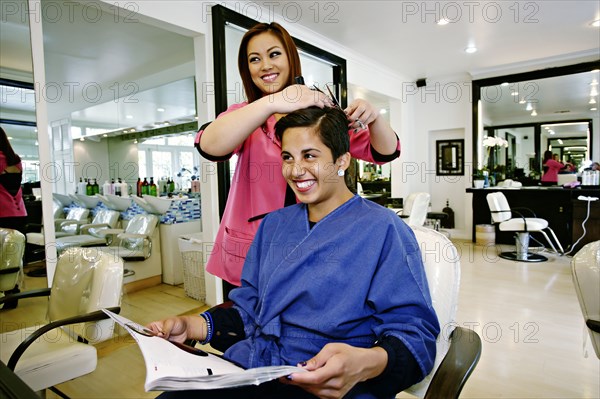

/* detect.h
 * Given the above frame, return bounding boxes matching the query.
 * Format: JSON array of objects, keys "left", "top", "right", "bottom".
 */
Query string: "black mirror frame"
[
  {"left": 436, "top": 139, "right": 464, "bottom": 176},
  {"left": 471, "top": 60, "right": 600, "bottom": 174}
]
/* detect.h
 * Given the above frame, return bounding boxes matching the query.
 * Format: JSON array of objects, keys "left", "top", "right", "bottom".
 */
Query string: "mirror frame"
[
  {"left": 436, "top": 139, "right": 464, "bottom": 176},
  {"left": 211, "top": 4, "right": 347, "bottom": 217},
  {"left": 471, "top": 60, "right": 600, "bottom": 172}
]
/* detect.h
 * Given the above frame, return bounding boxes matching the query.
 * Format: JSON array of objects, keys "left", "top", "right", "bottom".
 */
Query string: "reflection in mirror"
[
  {"left": 0, "top": 1, "right": 46, "bottom": 271},
  {"left": 473, "top": 61, "right": 599, "bottom": 185},
  {"left": 40, "top": 1, "right": 195, "bottom": 199}
]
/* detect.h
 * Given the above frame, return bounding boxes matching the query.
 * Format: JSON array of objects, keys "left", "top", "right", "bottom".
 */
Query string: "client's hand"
[
  {"left": 147, "top": 315, "right": 205, "bottom": 344},
  {"left": 283, "top": 343, "right": 387, "bottom": 399}
]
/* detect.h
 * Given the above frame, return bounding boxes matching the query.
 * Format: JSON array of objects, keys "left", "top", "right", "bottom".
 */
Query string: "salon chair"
[
  {"left": 486, "top": 192, "right": 563, "bottom": 262},
  {"left": 399, "top": 192, "right": 430, "bottom": 227},
  {"left": 0, "top": 247, "right": 124, "bottom": 397},
  {"left": 25, "top": 206, "right": 90, "bottom": 248},
  {"left": 55, "top": 209, "right": 121, "bottom": 253},
  {"left": 571, "top": 240, "right": 600, "bottom": 359},
  {"left": 405, "top": 226, "right": 481, "bottom": 398},
  {"left": 0, "top": 229, "right": 26, "bottom": 309},
  {"left": 88, "top": 214, "right": 160, "bottom": 281}
]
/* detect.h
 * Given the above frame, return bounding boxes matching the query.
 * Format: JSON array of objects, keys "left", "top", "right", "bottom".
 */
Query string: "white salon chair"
[
  {"left": 405, "top": 226, "right": 481, "bottom": 398},
  {"left": 55, "top": 209, "right": 121, "bottom": 253},
  {"left": 96, "top": 214, "right": 159, "bottom": 261},
  {"left": 486, "top": 192, "right": 563, "bottom": 262},
  {"left": 571, "top": 240, "right": 600, "bottom": 359},
  {"left": 0, "top": 247, "right": 124, "bottom": 397},
  {"left": 399, "top": 192, "right": 430, "bottom": 227},
  {"left": 0, "top": 229, "right": 26, "bottom": 309},
  {"left": 26, "top": 206, "right": 90, "bottom": 247}
]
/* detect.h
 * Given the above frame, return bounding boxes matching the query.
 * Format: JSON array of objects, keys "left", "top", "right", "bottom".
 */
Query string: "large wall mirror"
[
  {"left": 211, "top": 5, "right": 349, "bottom": 216},
  {"left": 0, "top": 1, "right": 45, "bottom": 264},
  {"left": 472, "top": 60, "right": 599, "bottom": 183}
]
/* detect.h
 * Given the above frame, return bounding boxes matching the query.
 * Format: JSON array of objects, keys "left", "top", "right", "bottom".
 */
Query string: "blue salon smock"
[{"left": 226, "top": 195, "right": 439, "bottom": 381}]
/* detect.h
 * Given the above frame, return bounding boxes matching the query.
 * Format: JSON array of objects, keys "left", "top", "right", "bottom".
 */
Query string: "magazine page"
[{"left": 102, "top": 309, "right": 303, "bottom": 391}]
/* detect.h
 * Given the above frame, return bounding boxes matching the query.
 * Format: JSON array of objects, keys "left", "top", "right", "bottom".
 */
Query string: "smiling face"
[
  {"left": 281, "top": 126, "right": 351, "bottom": 221},
  {"left": 246, "top": 32, "right": 291, "bottom": 95}
]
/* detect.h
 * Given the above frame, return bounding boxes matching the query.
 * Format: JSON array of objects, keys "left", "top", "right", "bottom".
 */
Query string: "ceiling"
[{"left": 1, "top": 0, "right": 599, "bottom": 146}]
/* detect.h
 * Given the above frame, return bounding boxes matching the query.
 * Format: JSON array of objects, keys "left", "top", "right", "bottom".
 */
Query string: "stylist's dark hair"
[
  {"left": 543, "top": 150, "right": 553, "bottom": 163},
  {"left": 0, "top": 127, "right": 21, "bottom": 166},
  {"left": 238, "top": 22, "right": 302, "bottom": 103},
  {"left": 275, "top": 107, "right": 349, "bottom": 161}
]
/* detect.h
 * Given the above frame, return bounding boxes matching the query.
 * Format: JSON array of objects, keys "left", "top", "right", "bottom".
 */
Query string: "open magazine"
[{"left": 102, "top": 309, "right": 303, "bottom": 391}]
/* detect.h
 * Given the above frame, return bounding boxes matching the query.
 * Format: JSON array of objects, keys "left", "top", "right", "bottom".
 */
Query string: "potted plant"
[{"left": 473, "top": 169, "right": 486, "bottom": 188}]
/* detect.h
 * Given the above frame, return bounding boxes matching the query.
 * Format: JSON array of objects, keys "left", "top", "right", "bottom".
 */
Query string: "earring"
[{"left": 337, "top": 169, "right": 344, "bottom": 177}]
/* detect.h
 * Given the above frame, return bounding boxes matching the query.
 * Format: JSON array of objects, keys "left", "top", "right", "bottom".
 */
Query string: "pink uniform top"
[
  {"left": 196, "top": 102, "right": 401, "bottom": 285},
  {"left": 0, "top": 152, "right": 26, "bottom": 218},
  {"left": 541, "top": 159, "right": 564, "bottom": 183}
]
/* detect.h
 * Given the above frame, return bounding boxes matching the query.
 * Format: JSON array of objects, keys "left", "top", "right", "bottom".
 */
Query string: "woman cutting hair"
[{"left": 196, "top": 22, "right": 400, "bottom": 294}]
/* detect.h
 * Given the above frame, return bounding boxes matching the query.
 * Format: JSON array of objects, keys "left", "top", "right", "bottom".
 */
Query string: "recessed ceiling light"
[
  {"left": 590, "top": 80, "right": 598, "bottom": 86},
  {"left": 501, "top": 82, "right": 509, "bottom": 86},
  {"left": 379, "top": 109, "right": 387, "bottom": 114},
  {"left": 531, "top": 110, "right": 537, "bottom": 116},
  {"left": 103, "top": 134, "right": 108, "bottom": 138},
  {"left": 592, "top": 19, "right": 600, "bottom": 27},
  {"left": 126, "top": 115, "right": 133, "bottom": 119},
  {"left": 465, "top": 46, "right": 477, "bottom": 54},
  {"left": 7, "top": 136, "right": 13, "bottom": 140},
  {"left": 526, "top": 103, "right": 533, "bottom": 111},
  {"left": 591, "top": 107, "right": 598, "bottom": 111},
  {"left": 80, "top": 137, "right": 85, "bottom": 141},
  {"left": 590, "top": 88, "right": 598, "bottom": 96},
  {"left": 519, "top": 98, "right": 526, "bottom": 104},
  {"left": 437, "top": 18, "right": 450, "bottom": 25},
  {"left": 157, "top": 108, "right": 165, "bottom": 112},
  {"left": 590, "top": 98, "right": 597, "bottom": 104},
  {"left": 511, "top": 91, "right": 518, "bottom": 96}
]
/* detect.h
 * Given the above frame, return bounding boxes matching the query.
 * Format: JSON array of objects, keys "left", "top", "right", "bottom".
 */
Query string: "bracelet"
[{"left": 199, "top": 312, "right": 213, "bottom": 345}]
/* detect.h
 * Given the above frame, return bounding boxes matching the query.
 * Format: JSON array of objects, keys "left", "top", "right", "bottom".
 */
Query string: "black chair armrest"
[
  {"left": 0, "top": 361, "right": 38, "bottom": 399},
  {"left": 511, "top": 206, "right": 537, "bottom": 217},
  {"left": 424, "top": 327, "right": 482, "bottom": 399},
  {"left": 586, "top": 319, "right": 600, "bottom": 334},
  {"left": 7, "top": 306, "right": 121, "bottom": 370},
  {"left": 0, "top": 288, "right": 50, "bottom": 305}
]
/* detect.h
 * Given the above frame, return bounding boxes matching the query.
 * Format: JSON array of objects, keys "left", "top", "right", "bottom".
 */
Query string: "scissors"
[{"left": 126, "top": 323, "right": 209, "bottom": 357}]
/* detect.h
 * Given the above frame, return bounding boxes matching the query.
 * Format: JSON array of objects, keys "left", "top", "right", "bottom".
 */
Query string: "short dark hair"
[
  {"left": 238, "top": 22, "right": 302, "bottom": 103},
  {"left": 275, "top": 107, "right": 349, "bottom": 160}
]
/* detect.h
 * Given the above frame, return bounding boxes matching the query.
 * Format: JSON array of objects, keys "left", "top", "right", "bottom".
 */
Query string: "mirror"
[
  {"left": 212, "top": 5, "right": 349, "bottom": 215},
  {"left": 0, "top": 1, "right": 45, "bottom": 262},
  {"left": 436, "top": 139, "right": 465, "bottom": 176},
  {"left": 38, "top": 2, "right": 197, "bottom": 198},
  {"left": 473, "top": 61, "right": 599, "bottom": 183}
]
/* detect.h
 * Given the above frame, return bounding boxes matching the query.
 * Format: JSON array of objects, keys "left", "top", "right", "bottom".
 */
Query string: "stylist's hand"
[
  {"left": 268, "top": 84, "right": 334, "bottom": 113},
  {"left": 146, "top": 315, "right": 205, "bottom": 343},
  {"left": 345, "top": 99, "right": 379, "bottom": 131},
  {"left": 282, "top": 343, "right": 387, "bottom": 399}
]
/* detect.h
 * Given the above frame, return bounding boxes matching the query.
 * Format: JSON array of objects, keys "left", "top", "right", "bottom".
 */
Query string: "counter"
[{"left": 466, "top": 187, "right": 600, "bottom": 251}]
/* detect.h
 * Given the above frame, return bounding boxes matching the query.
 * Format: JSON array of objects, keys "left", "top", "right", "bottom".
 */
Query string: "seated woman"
[{"left": 149, "top": 107, "right": 439, "bottom": 399}]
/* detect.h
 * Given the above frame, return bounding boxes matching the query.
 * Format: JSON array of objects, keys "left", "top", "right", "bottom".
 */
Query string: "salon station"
[{"left": 1, "top": 1, "right": 599, "bottom": 398}]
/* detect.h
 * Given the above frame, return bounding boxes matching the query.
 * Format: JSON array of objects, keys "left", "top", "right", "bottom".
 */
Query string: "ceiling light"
[
  {"left": 531, "top": 110, "right": 537, "bottom": 116},
  {"left": 592, "top": 19, "right": 600, "bottom": 27},
  {"left": 544, "top": 126, "right": 550, "bottom": 130},
  {"left": 590, "top": 98, "right": 597, "bottom": 104},
  {"left": 126, "top": 115, "right": 133, "bottom": 119},
  {"left": 519, "top": 98, "right": 526, "bottom": 104},
  {"left": 157, "top": 108, "right": 165, "bottom": 112},
  {"left": 379, "top": 109, "right": 387, "bottom": 114},
  {"left": 133, "top": 139, "right": 138, "bottom": 144},
  {"left": 80, "top": 137, "right": 85, "bottom": 141},
  {"left": 35, "top": 140, "right": 38, "bottom": 146},
  {"left": 549, "top": 130, "right": 555, "bottom": 135},
  {"left": 103, "top": 134, "right": 108, "bottom": 138},
  {"left": 7, "top": 136, "right": 14, "bottom": 140},
  {"left": 437, "top": 18, "right": 449, "bottom": 25},
  {"left": 591, "top": 107, "right": 597, "bottom": 111},
  {"left": 501, "top": 82, "right": 509, "bottom": 86},
  {"left": 511, "top": 91, "right": 518, "bottom": 96},
  {"left": 465, "top": 46, "right": 477, "bottom": 54},
  {"left": 526, "top": 103, "right": 533, "bottom": 111},
  {"left": 591, "top": 80, "right": 598, "bottom": 86},
  {"left": 590, "top": 88, "right": 598, "bottom": 96},
  {"left": 558, "top": 139, "right": 563, "bottom": 145}
]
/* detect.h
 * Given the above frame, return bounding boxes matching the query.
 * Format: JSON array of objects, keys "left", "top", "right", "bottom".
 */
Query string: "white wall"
[{"left": 396, "top": 74, "right": 474, "bottom": 239}]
